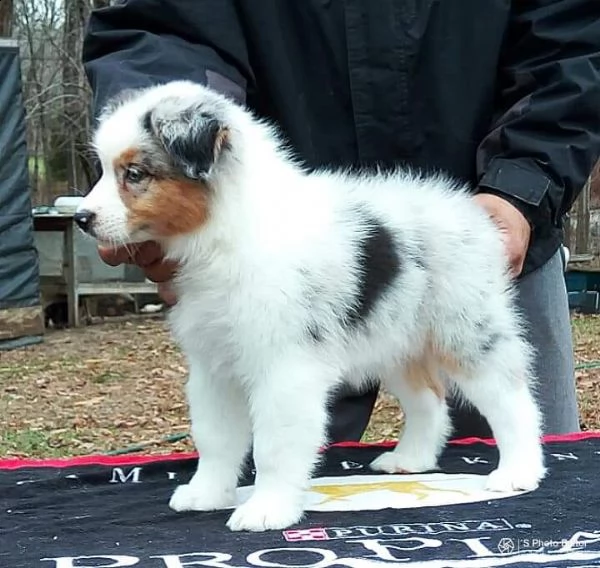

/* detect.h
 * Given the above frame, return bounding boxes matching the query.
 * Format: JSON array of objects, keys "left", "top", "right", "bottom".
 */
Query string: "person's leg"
[
  {"left": 450, "top": 248, "right": 580, "bottom": 437},
  {"left": 516, "top": 249, "right": 580, "bottom": 433}
]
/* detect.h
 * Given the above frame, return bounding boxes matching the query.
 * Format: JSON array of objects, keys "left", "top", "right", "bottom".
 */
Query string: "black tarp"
[
  {"left": 0, "top": 40, "right": 42, "bottom": 349},
  {"left": 2, "top": 436, "right": 600, "bottom": 567}
]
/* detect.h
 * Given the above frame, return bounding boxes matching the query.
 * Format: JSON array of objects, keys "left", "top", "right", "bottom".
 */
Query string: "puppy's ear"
[{"left": 144, "top": 102, "right": 229, "bottom": 180}]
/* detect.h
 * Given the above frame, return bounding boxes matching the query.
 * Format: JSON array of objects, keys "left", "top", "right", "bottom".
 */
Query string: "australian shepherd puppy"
[{"left": 76, "top": 80, "right": 545, "bottom": 532}]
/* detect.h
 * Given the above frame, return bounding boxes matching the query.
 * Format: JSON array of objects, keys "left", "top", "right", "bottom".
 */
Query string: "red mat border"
[{"left": 0, "top": 431, "right": 598, "bottom": 471}]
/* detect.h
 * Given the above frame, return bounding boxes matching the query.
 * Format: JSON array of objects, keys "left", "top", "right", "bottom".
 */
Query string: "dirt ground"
[{"left": 1, "top": 314, "right": 599, "bottom": 458}]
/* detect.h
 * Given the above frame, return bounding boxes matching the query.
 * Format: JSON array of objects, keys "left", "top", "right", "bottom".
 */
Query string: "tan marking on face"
[
  {"left": 125, "top": 177, "right": 210, "bottom": 238},
  {"left": 112, "top": 147, "right": 210, "bottom": 238},
  {"left": 113, "top": 148, "right": 140, "bottom": 171},
  {"left": 114, "top": 148, "right": 152, "bottom": 208}
]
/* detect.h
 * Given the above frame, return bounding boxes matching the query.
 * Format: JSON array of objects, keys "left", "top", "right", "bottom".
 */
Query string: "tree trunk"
[
  {"left": 575, "top": 178, "right": 591, "bottom": 255},
  {"left": 63, "top": 0, "right": 91, "bottom": 193},
  {"left": 0, "top": 0, "right": 13, "bottom": 37}
]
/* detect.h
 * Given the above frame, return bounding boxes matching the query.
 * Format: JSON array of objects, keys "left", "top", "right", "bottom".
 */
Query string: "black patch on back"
[{"left": 344, "top": 214, "right": 401, "bottom": 327}]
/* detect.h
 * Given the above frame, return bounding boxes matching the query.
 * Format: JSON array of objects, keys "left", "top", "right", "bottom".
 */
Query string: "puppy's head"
[{"left": 76, "top": 81, "right": 233, "bottom": 244}]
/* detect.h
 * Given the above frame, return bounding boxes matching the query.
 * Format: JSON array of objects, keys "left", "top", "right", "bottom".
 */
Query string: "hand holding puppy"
[
  {"left": 472, "top": 193, "right": 532, "bottom": 278},
  {"left": 98, "top": 242, "right": 179, "bottom": 306}
]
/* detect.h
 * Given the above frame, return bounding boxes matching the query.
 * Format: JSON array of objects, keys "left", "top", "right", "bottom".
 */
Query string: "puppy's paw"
[
  {"left": 169, "top": 483, "right": 235, "bottom": 512},
  {"left": 226, "top": 493, "right": 304, "bottom": 532},
  {"left": 370, "top": 450, "right": 438, "bottom": 474},
  {"left": 485, "top": 464, "right": 546, "bottom": 493}
]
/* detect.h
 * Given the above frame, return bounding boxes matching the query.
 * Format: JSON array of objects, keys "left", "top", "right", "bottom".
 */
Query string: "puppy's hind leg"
[
  {"left": 371, "top": 359, "right": 451, "bottom": 474},
  {"left": 169, "top": 358, "right": 251, "bottom": 513},
  {"left": 452, "top": 333, "right": 546, "bottom": 492}
]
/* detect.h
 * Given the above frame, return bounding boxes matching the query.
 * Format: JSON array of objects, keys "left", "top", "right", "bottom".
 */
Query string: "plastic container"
[{"left": 53, "top": 196, "right": 84, "bottom": 214}]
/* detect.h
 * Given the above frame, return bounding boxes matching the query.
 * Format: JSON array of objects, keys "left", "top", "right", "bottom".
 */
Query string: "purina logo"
[
  {"left": 284, "top": 527, "right": 330, "bottom": 542},
  {"left": 283, "top": 519, "right": 515, "bottom": 543}
]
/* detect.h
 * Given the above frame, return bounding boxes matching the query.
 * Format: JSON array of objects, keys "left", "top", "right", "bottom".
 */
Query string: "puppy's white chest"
[
  {"left": 169, "top": 288, "right": 235, "bottom": 342},
  {"left": 167, "top": 273, "right": 264, "bottom": 369}
]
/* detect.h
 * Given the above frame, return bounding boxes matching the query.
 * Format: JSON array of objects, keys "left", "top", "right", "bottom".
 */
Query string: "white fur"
[{"left": 79, "top": 80, "right": 546, "bottom": 532}]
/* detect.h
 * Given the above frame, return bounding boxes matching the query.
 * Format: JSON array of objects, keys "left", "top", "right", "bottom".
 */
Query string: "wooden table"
[
  {"left": 32, "top": 213, "right": 158, "bottom": 327},
  {"left": 33, "top": 214, "right": 79, "bottom": 326}
]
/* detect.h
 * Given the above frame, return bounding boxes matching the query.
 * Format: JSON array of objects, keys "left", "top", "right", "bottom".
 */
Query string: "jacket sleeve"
[
  {"left": 82, "top": 0, "right": 253, "bottom": 116},
  {"left": 475, "top": 0, "right": 600, "bottom": 229}
]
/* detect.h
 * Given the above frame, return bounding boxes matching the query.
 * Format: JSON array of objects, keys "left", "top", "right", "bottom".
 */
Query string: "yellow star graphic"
[{"left": 311, "top": 480, "right": 469, "bottom": 504}]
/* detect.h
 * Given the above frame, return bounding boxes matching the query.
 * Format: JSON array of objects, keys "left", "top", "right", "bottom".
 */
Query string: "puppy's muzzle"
[{"left": 73, "top": 210, "right": 96, "bottom": 234}]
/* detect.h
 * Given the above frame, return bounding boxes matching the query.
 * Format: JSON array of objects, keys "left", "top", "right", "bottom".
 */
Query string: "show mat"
[{"left": 2, "top": 433, "right": 599, "bottom": 567}]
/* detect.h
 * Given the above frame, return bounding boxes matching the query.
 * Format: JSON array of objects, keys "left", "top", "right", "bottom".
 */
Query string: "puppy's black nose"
[{"left": 73, "top": 210, "right": 95, "bottom": 233}]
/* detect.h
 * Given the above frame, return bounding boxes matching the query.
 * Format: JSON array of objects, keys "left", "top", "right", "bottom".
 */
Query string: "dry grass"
[
  {"left": 1, "top": 314, "right": 599, "bottom": 458},
  {"left": 571, "top": 314, "right": 600, "bottom": 430}
]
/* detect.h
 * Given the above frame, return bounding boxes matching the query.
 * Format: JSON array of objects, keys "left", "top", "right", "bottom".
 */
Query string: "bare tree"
[
  {"left": 0, "top": 0, "right": 13, "bottom": 36},
  {"left": 13, "top": 0, "right": 95, "bottom": 205},
  {"left": 63, "top": 0, "right": 92, "bottom": 192}
]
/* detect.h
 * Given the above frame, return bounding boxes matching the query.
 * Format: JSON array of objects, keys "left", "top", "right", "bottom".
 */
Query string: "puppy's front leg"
[
  {"left": 169, "top": 359, "right": 251, "bottom": 512},
  {"left": 226, "top": 354, "right": 334, "bottom": 532}
]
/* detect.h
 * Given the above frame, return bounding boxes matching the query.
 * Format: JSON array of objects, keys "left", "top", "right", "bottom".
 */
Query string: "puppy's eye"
[{"left": 125, "top": 165, "right": 147, "bottom": 184}]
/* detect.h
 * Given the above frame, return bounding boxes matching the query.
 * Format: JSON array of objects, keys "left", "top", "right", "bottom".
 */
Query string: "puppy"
[{"left": 77, "top": 80, "right": 546, "bottom": 532}]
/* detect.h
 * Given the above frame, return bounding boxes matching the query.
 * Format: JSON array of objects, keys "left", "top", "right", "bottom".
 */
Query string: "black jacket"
[{"left": 82, "top": 0, "right": 600, "bottom": 276}]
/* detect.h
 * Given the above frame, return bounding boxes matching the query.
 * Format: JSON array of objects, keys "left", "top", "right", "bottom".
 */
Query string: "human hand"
[
  {"left": 473, "top": 193, "right": 532, "bottom": 278},
  {"left": 98, "top": 241, "right": 179, "bottom": 305}
]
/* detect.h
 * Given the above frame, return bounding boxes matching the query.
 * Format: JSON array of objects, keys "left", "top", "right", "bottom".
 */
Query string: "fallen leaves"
[
  {"left": 0, "top": 316, "right": 193, "bottom": 457},
  {"left": 1, "top": 314, "right": 599, "bottom": 458}
]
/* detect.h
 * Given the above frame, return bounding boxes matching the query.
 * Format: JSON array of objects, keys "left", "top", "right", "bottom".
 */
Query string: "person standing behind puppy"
[{"left": 82, "top": 0, "right": 600, "bottom": 441}]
